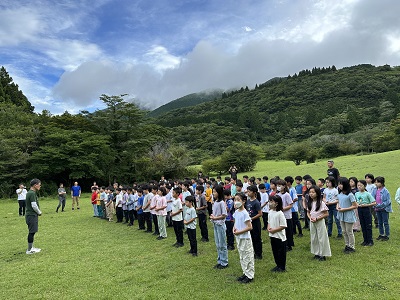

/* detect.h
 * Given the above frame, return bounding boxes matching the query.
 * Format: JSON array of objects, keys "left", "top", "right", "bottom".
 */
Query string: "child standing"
[
  {"left": 246, "top": 185, "right": 263, "bottom": 259},
  {"left": 371, "top": 176, "right": 392, "bottom": 241},
  {"left": 115, "top": 188, "right": 123, "bottom": 223},
  {"left": 155, "top": 187, "right": 168, "bottom": 240},
  {"left": 150, "top": 186, "right": 159, "bottom": 235},
  {"left": 195, "top": 185, "right": 209, "bottom": 242},
  {"left": 323, "top": 177, "right": 342, "bottom": 238},
  {"left": 211, "top": 185, "right": 229, "bottom": 269},
  {"left": 91, "top": 187, "right": 99, "bottom": 217},
  {"left": 205, "top": 181, "right": 213, "bottom": 216},
  {"left": 307, "top": 186, "right": 331, "bottom": 261},
  {"left": 105, "top": 188, "right": 114, "bottom": 222},
  {"left": 267, "top": 195, "right": 287, "bottom": 272},
  {"left": 277, "top": 180, "right": 294, "bottom": 251},
  {"left": 233, "top": 193, "right": 254, "bottom": 284},
  {"left": 142, "top": 186, "right": 153, "bottom": 233},
  {"left": 171, "top": 187, "right": 184, "bottom": 247},
  {"left": 259, "top": 184, "right": 269, "bottom": 230},
  {"left": 224, "top": 189, "right": 235, "bottom": 250},
  {"left": 184, "top": 196, "right": 197, "bottom": 256},
  {"left": 126, "top": 188, "right": 135, "bottom": 227},
  {"left": 136, "top": 189, "right": 145, "bottom": 230},
  {"left": 337, "top": 178, "right": 358, "bottom": 253},
  {"left": 355, "top": 180, "right": 376, "bottom": 246}
]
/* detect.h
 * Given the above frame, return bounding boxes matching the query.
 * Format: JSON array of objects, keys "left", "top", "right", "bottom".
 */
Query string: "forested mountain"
[
  {"left": 148, "top": 90, "right": 223, "bottom": 117},
  {"left": 151, "top": 64, "right": 400, "bottom": 162}
]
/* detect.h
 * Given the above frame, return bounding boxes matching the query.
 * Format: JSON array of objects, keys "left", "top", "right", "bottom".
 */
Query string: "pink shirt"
[
  {"left": 150, "top": 194, "right": 158, "bottom": 214},
  {"left": 375, "top": 188, "right": 382, "bottom": 205},
  {"left": 310, "top": 200, "right": 328, "bottom": 220},
  {"left": 156, "top": 196, "right": 167, "bottom": 216}
]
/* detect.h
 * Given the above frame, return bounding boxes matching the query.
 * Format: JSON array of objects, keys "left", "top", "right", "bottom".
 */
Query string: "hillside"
[
  {"left": 148, "top": 89, "right": 223, "bottom": 117},
  {"left": 151, "top": 64, "right": 400, "bottom": 161}
]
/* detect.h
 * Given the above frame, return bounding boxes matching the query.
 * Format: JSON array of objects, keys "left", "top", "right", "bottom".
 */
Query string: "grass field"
[{"left": 1, "top": 151, "right": 400, "bottom": 299}]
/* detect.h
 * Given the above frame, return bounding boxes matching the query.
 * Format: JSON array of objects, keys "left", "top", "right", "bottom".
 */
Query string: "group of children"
[{"left": 86, "top": 172, "right": 398, "bottom": 284}]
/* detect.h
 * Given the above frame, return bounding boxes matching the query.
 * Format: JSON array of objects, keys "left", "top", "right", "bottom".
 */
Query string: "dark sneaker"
[
  {"left": 217, "top": 264, "right": 228, "bottom": 269},
  {"left": 297, "top": 233, "right": 304, "bottom": 237},
  {"left": 241, "top": 276, "right": 253, "bottom": 284},
  {"left": 318, "top": 256, "right": 326, "bottom": 261},
  {"left": 361, "top": 241, "right": 367, "bottom": 246},
  {"left": 313, "top": 255, "right": 320, "bottom": 260},
  {"left": 381, "top": 236, "right": 389, "bottom": 241},
  {"left": 337, "top": 234, "right": 343, "bottom": 239},
  {"left": 376, "top": 235, "right": 384, "bottom": 240},
  {"left": 237, "top": 274, "right": 247, "bottom": 282},
  {"left": 192, "top": 253, "right": 198, "bottom": 257},
  {"left": 213, "top": 264, "right": 221, "bottom": 269},
  {"left": 254, "top": 255, "right": 262, "bottom": 260},
  {"left": 366, "top": 242, "right": 374, "bottom": 246},
  {"left": 271, "top": 266, "right": 280, "bottom": 272}
]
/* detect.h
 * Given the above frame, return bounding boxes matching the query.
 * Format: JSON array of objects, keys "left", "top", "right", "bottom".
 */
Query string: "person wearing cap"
[
  {"left": 327, "top": 160, "right": 340, "bottom": 185},
  {"left": 25, "top": 178, "right": 42, "bottom": 254}
]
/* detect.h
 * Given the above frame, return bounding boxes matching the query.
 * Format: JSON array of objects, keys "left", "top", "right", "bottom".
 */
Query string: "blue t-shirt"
[
  {"left": 137, "top": 196, "right": 144, "bottom": 214},
  {"left": 71, "top": 185, "right": 81, "bottom": 197},
  {"left": 225, "top": 198, "right": 234, "bottom": 221}
]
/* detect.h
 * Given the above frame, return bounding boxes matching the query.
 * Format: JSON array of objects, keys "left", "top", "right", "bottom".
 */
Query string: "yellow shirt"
[{"left": 205, "top": 188, "right": 213, "bottom": 203}]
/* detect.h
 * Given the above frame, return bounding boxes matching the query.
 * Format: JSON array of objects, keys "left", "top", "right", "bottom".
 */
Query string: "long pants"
[
  {"left": 371, "top": 207, "right": 378, "bottom": 226},
  {"left": 18, "top": 200, "right": 26, "bottom": 216},
  {"left": 123, "top": 210, "right": 129, "bottom": 222},
  {"left": 144, "top": 212, "right": 152, "bottom": 231},
  {"left": 236, "top": 237, "right": 255, "bottom": 279},
  {"left": 285, "top": 218, "right": 294, "bottom": 247},
  {"left": 128, "top": 210, "right": 135, "bottom": 225},
  {"left": 187, "top": 228, "right": 197, "bottom": 254},
  {"left": 376, "top": 210, "right": 390, "bottom": 237},
  {"left": 72, "top": 196, "right": 80, "bottom": 209},
  {"left": 198, "top": 213, "right": 208, "bottom": 240},
  {"left": 298, "top": 197, "right": 305, "bottom": 218},
  {"left": 93, "top": 204, "right": 99, "bottom": 217},
  {"left": 292, "top": 212, "right": 302, "bottom": 235},
  {"left": 173, "top": 220, "right": 184, "bottom": 245},
  {"left": 225, "top": 220, "right": 234, "bottom": 247},
  {"left": 270, "top": 237, "right": 287, "bottom": 270},
  {"left": 250, "top": 218, "right": 262, "bottom": 257},
  {"left": 353, "top": 208, "right": 361, "bottom": 231},
  {"left": 106, "top": 203, "right": 114, "bottom": 221},
  {"left": 137, "top": 213, "right": 145, "bottom": 229},
  {"left": 340, "top": 221, "right": 355, "bottom": 249},
  {"left": 166, "top": 211, "right": 173, "bottom": 226},
  {"left": 327, "top": 205, "right": 342, "bottom": 235},
  {"left": 97, "top": 205, "right": 103, "bottom": 217},
  {"left": 310, "top": 219, "right": 331, "bottom": 257},
  {"left": 358, "top": 207, "right": 373, "bottom": 243},
  {"left": 207, "top": 202, "right": 213, "bottom": 216},
  {"left": 214, "top": 223, "right": 228, "bottom": 266},
  {"left": 158, "top": 215, "right": 167, "bottom": 237},
  {"left": 56, "top": 198, "right": 65, "bottom": 212},
  {"left": 262, "top": 212, "right": 268, "bottom": 229},
  {"left": 116, "top": 207, "right": 123, "bottom": 222},
  {"left": 152, "top": 213, "right": 159, "bottom": 234},
  {"left": 100, "top": 201, "right": 106, "bottom": 219}
]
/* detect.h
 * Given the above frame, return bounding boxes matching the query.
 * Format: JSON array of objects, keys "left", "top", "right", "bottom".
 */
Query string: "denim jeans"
[
  {"left": 376, "top": 210, "right": 390, "bottom": 237},
  {"left": 327, "top": 205, "right": 342, "bottom": 235},
  {"left": 214, "top": 223, "right": 228, "bottom": 266}
]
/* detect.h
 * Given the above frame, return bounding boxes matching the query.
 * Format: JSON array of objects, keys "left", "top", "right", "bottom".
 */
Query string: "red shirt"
[{"left": 91, "top": 192, "right": 97, "bottom": 204}]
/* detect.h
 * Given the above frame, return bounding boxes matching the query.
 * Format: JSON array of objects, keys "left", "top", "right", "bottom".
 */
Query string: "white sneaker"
[
  {"left": 31, "top": 247, "right": 41, "bottom": 253},
  {"left": 26, "top": 249, "right": 37, "bottom": 254}
]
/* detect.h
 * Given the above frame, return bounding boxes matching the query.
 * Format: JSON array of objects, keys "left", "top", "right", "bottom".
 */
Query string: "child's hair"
[
  {"left": 277, "top": 179, "right": 289, "bottom": 194},
  {"left": 182, "top": 182, "right": 190, "bottom": 189},
  {"left": 258, "top": 183, "right": 266, "bottom": 190},
  {"left": 116, "top": 188, "right": 122, "bottom": 192},
  {"left": 196, "top": 185, "right": 205, "bottom": 193},
  {"left": 303, "top": 174, "right": 312, "bottom": 180},
  {"left": 158, "top": 187, "right": 167, "bottom": 196},
  {"left": 92, "top": 187, "right": 98, "bottom": 191},
  {"left": 269, "top": 195, "right": 283, "bottom": 211},
  {"left": 262, "top": 176, "right": 269, "bottom": 181},
  {"left": 308, "top": 185, "right": 322, "bottom": 212},
  {"left": 142, "top": 185, "right": 149, "bottom": 191},
  {"left": 224, "top": 176, "right": 231, "bottom": 181},
  {"left": 235, "top": 192, "right": 247, "bottom": 202},
  {"left": 325, "top": 176, "right": 336, "bottom": 187},
  {"left": 349, "top": 177, "right": 358, "bottom": 187},
  {"left": 375, "top": 176, "right": 385, "bottom": 186},
  {"left": 185, "top": 195, "right": 195, "bottom": 203},
  {"left": 247, "top": 185, "right": 261, "bottom": 200},
  {"left": 295, "top": 175, "right": 302, "bottom": 181},
  {"left": 364, "top": 173, "right": 375, "bottom": 182},
  {"left": 243, "top": 175, "right": 249, "bottom": 179},
  {"left": 213, "top": 185, "right": 224, "bottom": 201},
  {"left": 358, "top": 180, "right": 367, "bottom": 187},
  {"left": 236, "top": 181, "right": 243, "bottom": 187},
  {"left": 338, "top": 177, "right": 351, "bottom": 195},
  {"left": 137, "top": 188, "right": 143, "bottom": 194},
  {"left": 318, "top": 178, "right": 325, "bottom": 185},
  {"left": 127, "top": 188, "right": 132, "bottom": 192},
  {"left": 284, "top": 176, "right": 294, "bottom": 184},
  {"left": 173, "top": 187, "right": 181, "bottom": 195},
  {"left": 223, "top": 189, "right": 231, "bottom": 197}
]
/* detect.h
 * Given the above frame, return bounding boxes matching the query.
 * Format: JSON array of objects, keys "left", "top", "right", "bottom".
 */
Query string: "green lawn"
[{"left": 1, "top": 152, "right": 400, "bottom": 299}]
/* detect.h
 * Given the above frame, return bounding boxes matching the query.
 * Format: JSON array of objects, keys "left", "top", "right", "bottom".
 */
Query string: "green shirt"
[
  {"left": 25, "top": 190, "right": 40, "bottom": 216},
  {"left": 354, "top": 191, "right": 375, "bottom": 206}
]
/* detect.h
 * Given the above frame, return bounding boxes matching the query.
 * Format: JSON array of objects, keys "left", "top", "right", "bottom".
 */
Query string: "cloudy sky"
[{"left": 1, "top": 0, "right": 399, "bottom": 114}]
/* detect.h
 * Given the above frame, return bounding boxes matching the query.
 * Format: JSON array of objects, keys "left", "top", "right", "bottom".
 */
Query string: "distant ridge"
[{"left": 148, "top": 89, "right": 223, "bottom": 117}]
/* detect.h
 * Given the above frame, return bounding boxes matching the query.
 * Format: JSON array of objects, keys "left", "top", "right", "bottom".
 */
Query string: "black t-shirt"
[
  {"left": 327, "top": 168, "right": 340, "bottom": 183},
  {"left": 246, "top": 199, "right": 261, "bottom": 218}
]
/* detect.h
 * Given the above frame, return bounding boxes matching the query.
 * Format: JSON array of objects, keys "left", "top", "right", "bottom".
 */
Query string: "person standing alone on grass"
[
  {"left": 25, "top": 179, "right": 42, "bottom": 254},
  {"left": 327, "top": 160, "right": 340, "bottom": 185},
  {"left": 71, "top": 181, "right": 81, "bottom": 210},
  {"left": 56, "top": 183, "right": 66, "bottom": 213},
  {"left": 16, "top": 183, "right": 27, "bottom": 216}
]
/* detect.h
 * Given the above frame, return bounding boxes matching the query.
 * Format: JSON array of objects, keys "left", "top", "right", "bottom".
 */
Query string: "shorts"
[{"left": 26, "top": 215, "right": 39, "bottom": 233}]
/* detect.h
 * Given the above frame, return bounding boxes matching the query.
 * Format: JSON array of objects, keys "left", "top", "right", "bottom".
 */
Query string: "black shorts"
[{"left": 26, "top": 215, "right": 38, "bottom": 233}]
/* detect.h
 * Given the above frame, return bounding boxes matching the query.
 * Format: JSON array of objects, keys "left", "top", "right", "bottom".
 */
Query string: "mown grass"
[{"left": 1, "top": 151, "right": 400, "bottom": 299}]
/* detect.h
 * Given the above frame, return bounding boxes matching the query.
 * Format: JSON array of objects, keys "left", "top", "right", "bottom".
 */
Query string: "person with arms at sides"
[
  {"left": 135, "top": 189, "right": 145, "bottom": 229},
  {"left": 195, "top": 185, "right": 209, "bottom": 242},
  {"left": 155, "top": 187, "right": 168, "bottom": 240},
  {"left": 16, "top": 183, "right": 27, "bottom": 216},
  {"left": 224, "top": 189, "right": 235, "bottom": 250},
  {"left": 267, "top": 195, "right": 287, "bottom": 272},
  {"left": 323, "top": 177, "right": 342, "bottom": 238},
  {"left": 337, "top": 178, "right": 358, "bottom": 253},
  {"left": 327, "top": 160, "right": 340, "bottom": 185},
  {"left": 71, "top": 181, "right": 81, "bottom": 210},
  {"left": 25, "top": 179, "right": 42, "bottom": 254},
  {"left": 355, "top": 180, "right": 376, "bottom": 246},
  {"left": 277, "top": 180, "right": 294, "bottom": 251},
  {"left": 184, "top": 196, "right": 198, "bottom": 256},
  {"left": 233, "top": 193, "right": 254, "bottom": 284},
  {"left": 365, "top": 173, "right": 378, "bottom": 228},
  {"left": 294, "top": 176, "right": 305, "bottom": 220},
  {"left": 56, "top": 183, "right": 66, "bottom": 213},
  {"left": 246, "top": 185, "right": 263, "bottom": 259},
  {"left": 371, "top": 176, "right": 392, "bottom": 242},
  {"left": 259, "top": 184, "right": 269, "bottom": 231},
  {"left": 142, "top": 185, "right": 153, "bottom": 233},
  {"left": 210, "top": 185, "right": 229, "bottom": 269}
]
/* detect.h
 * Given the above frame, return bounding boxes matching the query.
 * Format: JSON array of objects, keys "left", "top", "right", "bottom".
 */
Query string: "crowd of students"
[{"left": 86, "top": 171, "right": 399, "bottom": 284}]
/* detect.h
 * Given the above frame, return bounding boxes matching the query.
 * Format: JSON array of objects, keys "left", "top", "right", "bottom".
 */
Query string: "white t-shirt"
[
  {"left": 260, "top": 192, "right": 269, "bottom": 213},
  {"left": 16, "top": 188, "right": 27, "bottom": 200},
  {"left": 171, "top": 198, "right": 183, "bottom": 221},
  {"left": 268, "top": 210, "right": 287, "bottom": 241},
  {"left": 323, "top": 188, "right": 339, "bottom": 203},
  {"left": 233, "top": 209, "right": 252, "bottom": 239},
  {"left": 242, "top": 182, "right": 249, "bottom": 192}
]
